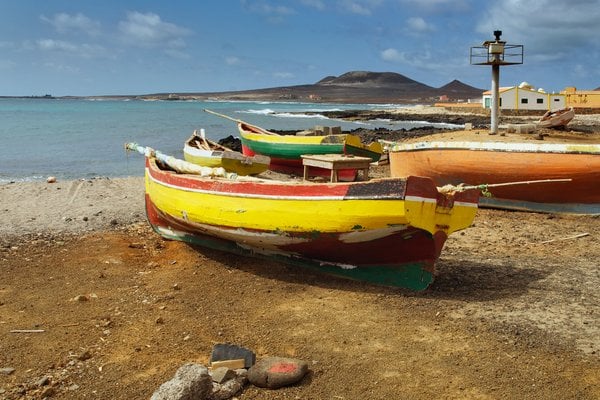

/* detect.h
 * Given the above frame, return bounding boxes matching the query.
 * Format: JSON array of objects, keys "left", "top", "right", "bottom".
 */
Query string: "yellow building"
[{"left": 562, "top": 87, "right": 600, "bottom": 108}]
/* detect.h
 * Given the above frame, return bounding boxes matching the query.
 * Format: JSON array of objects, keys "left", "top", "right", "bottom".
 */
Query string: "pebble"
[
  {"left": 36, "top": 376, "right": 51, "bottom": 386},
  {"left": 71, "top": 294, "right": 89, "bottom": 302},
  {"left": 46, "top": 176, "right": 56, "bottom": 183},
  {"left": 0, "top": 367, "right": 16, "bottom": 375},
  {"left": 77, "top": 350, "right": 92, "bottom": 361}
]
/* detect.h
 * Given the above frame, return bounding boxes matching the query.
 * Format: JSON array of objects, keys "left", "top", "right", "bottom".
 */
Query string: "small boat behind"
[
  {"left": 388, "top": 135, "right": 600, "bottom": 215},
  {"left": 537, "top": 107, "right": 575, "bottom": 129},
  {"left": 204, "top": 109, "right": 382, "bottom": 180},
  {"left": 183, "top": 129, "right": 270, "bottom": 176}
]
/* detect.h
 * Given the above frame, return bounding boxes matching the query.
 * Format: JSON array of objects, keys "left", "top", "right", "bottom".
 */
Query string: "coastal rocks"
[
  {"left": 150, "top": 363, "right": 212, "bottom": 400},
  {"left": 151, "top": 349, "right": 309, "bottom": 399},
  {"left": 151, "top": 364, "right": 248, "bottom": 400},
  {"left": 247, "top": 357, "right": 309, "bottom": 389},
  {"left": 210, "top": 368, "right": 247, "bottom": 400}
]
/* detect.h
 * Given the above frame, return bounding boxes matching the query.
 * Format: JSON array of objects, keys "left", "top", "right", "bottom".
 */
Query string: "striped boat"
[
  {"left": 126, "top": 143, "right": 479, "bottom": 291},
  {"left": 238, "top": 122, "right": 381, "bottom": 180}
]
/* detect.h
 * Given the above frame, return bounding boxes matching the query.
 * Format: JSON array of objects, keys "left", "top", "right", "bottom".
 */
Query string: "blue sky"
[{"left": 1, "top": 0, "right": 599, "bottom": 96}]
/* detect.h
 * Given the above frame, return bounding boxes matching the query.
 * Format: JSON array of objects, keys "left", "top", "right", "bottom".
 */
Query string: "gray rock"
[
  {"left": 0, "top": 367, "right": 16, "bottom": 375},
  {"left": 247, "top": 357, "right": 308, "bottom": 389},
  {"left": 36, "top": 376, "right": 51, "bottom": 386},
  {"left": 210, "top": 367, "right": 236, "bottom": 384},
  {"left": 211, "top": 373, "right": 247, "bottom": 400},
  {"left": 210, "top": 344, "right": 255, "bottom": 368},
  {"left": 150, "top": 363, "right": 212, "bottom": 400}
]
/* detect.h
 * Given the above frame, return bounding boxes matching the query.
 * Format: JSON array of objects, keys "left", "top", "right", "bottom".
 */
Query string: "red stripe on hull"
[
  {"left": 145, "top": 194, "right": 440, "bottom": 272},
  {"left": 146, "top": 158, "right": 411, "bottom": 200}
]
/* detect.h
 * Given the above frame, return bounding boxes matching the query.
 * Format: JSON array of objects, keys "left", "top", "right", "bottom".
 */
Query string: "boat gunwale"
[
  {"left": 146, "top": 157, "right": 414, "bottom": 201},
  {"left": 389, "top": 140, "right": 600, "bottom": 154}
]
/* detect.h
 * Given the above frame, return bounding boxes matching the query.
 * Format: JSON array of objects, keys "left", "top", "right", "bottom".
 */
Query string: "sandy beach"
[{"left": 1, "top": 112, "right": 599, "bottom": 399}]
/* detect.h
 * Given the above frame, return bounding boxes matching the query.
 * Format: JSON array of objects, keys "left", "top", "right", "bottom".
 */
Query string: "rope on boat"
[
  {"left": 124, "top": 142, "right": 237, "bottom": 178},
  {"left": 438, "top": 178, "right": 573, "bottom": 197}
]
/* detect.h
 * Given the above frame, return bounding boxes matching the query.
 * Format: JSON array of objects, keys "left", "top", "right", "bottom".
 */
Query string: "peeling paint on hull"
[
  {"left": 141, "top": 157, "right": 479, "bottom": 291},
  {"left": 147, "top": 197, "right": 437, "bottom": 290}
]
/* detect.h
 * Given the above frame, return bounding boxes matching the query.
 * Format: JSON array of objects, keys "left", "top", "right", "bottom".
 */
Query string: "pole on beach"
[
  {"left": 490, "top": 58, "right": 500, "bottom": 135},
  {"left": 470, "top": 31, "right": 523, "bottom": 136}
]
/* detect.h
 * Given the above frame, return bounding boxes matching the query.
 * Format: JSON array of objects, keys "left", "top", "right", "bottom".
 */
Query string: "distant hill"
[
  {"left": 140, "top": 71, "right": 485, "bottom": 104},
  {"left": 316, "top": 71, "right": 432, "bottom": 89}
]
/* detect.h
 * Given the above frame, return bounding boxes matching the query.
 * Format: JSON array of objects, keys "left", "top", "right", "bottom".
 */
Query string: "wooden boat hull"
[
  {"left": 537, "top": 107, "right": 574, "bottom": 128},
  {"left": 143, "top": 157, "right": 479, "bottom": 290},
  {"left": 183, "top": 134, "right": 270, "bottom": 176},
  {"left": 238, "top": 122, "right": 379, "bottom": 180},
  {"left": 389, "top": 141, "right": 600, "bottom": 215}
]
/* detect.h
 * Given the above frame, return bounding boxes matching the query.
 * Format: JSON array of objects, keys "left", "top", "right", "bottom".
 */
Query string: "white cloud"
[
  {"left": 337, "top": 0, "right": 384, "bottom": 15},
  {"left": 406, "top": 17, "right": 434, "bottom": 33},
  {"left": 381, "top": 48, "right": 404, "bottom": 63},
  {"left": 40, "top": 13, "right": 101, "bottom": 36},
  {"left": 36, "top": 39, "right": 107, "bottom": 58},
  {"left": 118, "top": 12, "right": 192, "bottom": 48},
  {"left": 380, "top": 47, "right": 435, "bottom": 69},
  {"left": 225, "top": 56, "right": 241, "bottom": 65},
  {"left": 398, "top": 0, "right": 469, "bottom": 11},
  {"left": 37, "top": 39, "right": 78, "bottom": 52},
  {"left": 241, "top": 0, "right": 295, "bottom": 20}
]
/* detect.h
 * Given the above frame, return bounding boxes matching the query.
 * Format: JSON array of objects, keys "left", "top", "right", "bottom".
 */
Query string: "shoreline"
[{"left": 0, "top": 176, "right": 145, "bottom": 238}]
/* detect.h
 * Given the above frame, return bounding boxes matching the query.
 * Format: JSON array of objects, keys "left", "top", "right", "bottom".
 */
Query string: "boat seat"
[{"left": 301, "top": 154, "right": 372, "bottom": 182}]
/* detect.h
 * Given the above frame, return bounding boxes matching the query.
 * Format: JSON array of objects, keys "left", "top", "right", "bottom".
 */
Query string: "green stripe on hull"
[
  {"left": 312, "top": 263, "right": 433, "bottom": 291},
  {"left": 152, "top": 226, "right": 434, "bottom": 291},
  {"left": 242, "top": 139, "right": 344, "bottom": 160}
]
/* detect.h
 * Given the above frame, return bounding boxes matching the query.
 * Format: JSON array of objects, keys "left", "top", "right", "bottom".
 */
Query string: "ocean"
[{"left": 0, "top": 98, "right": 459, "bottom": 183}]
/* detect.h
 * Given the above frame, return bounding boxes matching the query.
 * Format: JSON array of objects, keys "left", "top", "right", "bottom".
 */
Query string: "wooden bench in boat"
[{"left": 301, "top": 154, "right": 372, "bottom": 182}]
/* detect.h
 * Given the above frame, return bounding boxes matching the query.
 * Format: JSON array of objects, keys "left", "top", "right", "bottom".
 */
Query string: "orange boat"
[{"left": 388, "top": 139, "right": 600, "bottom": 215}]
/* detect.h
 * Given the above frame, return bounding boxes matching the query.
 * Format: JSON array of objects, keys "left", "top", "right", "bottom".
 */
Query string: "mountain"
[
  {"left": 316, "top": 71, "right": 432, "bottom": 89},
  {"left": 140, "top": 71, "right": 484, "bottom": 104}
]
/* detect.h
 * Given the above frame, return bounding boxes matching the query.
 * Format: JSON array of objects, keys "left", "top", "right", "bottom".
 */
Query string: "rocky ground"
[{"left": 1, "top": 109, "right": 599, "bottom": 399}]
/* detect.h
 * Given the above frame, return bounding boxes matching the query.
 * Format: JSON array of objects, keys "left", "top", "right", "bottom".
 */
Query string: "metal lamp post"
[{"left": 470, "top": 31, "right": 523, "bottom": 135}]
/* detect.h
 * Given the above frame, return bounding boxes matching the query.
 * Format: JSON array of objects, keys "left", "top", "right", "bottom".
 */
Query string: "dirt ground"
[{"left": 1, "top": 114, "right": 599, "bottom": 399}]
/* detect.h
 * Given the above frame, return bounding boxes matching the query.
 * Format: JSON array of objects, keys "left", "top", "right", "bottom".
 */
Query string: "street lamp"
[{"left": 470, "top": 31, "right": 523, "bottom": 135}]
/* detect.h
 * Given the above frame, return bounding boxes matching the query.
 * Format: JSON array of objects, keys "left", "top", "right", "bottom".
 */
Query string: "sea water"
[{"left": 0, "top": 98, "right": 459, "bottom": 183}]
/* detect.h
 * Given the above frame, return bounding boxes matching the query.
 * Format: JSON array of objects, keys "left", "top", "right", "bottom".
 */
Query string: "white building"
[{"left": 483, "top": 82, "right": 566, "bottom": 111}]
